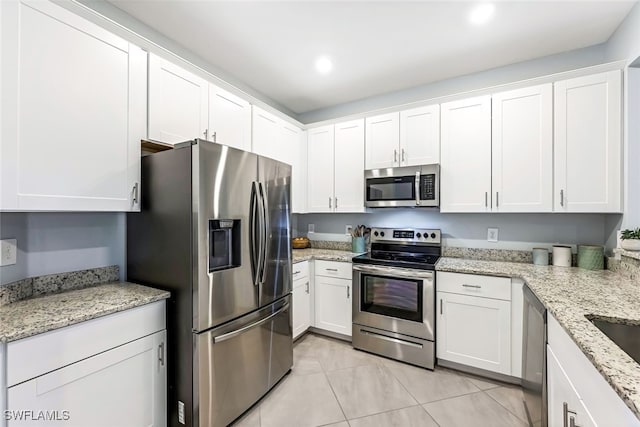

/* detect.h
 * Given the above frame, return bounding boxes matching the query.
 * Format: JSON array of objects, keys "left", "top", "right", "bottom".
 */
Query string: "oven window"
[
  {"left": 361, "top": 274, "right": 422, "bottom": 322},
  {"left": 367, "top": 176, "right": 415, "bottom": 201}
]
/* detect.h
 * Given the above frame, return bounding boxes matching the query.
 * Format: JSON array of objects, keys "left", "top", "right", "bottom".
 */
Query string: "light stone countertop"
[
  {"left": 436, "top": 257, "right": 640, "bottom": 420},
  {"left": 0, "top": 282, "right": 170, "bottom": 343},
  {"left": 293, "top": 248, "right": 360, "bottom": 263}
]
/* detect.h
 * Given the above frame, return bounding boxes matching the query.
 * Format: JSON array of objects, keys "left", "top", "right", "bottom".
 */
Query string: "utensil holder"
[
  {"left": 552, "top": 245, "right": 572, "bottom": 267},
  {"left": 577, "top": 245, "right": 604, "bottom": 270},
  {"left": 352, "top": 236, "right": 366, "bottom": 253}
]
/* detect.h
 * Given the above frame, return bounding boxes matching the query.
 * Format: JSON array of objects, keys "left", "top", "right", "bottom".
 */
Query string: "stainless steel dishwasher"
[{"left": 522, "top": 285, "right": 547, "bottom": 427}]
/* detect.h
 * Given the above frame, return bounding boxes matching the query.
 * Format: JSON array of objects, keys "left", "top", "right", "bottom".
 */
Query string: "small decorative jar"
[
  {"left": 577, "top": 245, "right": 604, "bottom": 270},
  {"left": 532, "top": 248, "right": 549, "bottom": 266},
  {"left": 552, "top": 245, "right": 572, "bottom": 267}
]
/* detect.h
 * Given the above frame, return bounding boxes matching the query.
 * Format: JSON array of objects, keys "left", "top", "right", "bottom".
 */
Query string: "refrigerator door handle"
[
  {"left": 258, "top": 182, "right": 269, "bottom": 285},
  {"left": 213, "top": 302, "right": 290, "bottom": 343},
  {"left": 249, "top": 181, "right": 261, "bottom": 286}
]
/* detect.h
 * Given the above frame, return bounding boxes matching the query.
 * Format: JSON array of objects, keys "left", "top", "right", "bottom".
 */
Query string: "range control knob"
[
  {"left": 380, "top": 231, "right": 385, "bottom": 237},
  {"left": 374, "top": 231, "right": 379, "bottom": 237},
  {"left": 431, "top": 233, "right": 436, "bottom": 239},
  {"left": 416, "top": 233, "right": 422, "bottom": 238}
]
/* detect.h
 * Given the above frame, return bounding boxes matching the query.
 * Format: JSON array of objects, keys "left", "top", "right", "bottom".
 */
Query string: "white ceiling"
[{"left": 108, "top": 1, "right": 635, "bottom": 115}]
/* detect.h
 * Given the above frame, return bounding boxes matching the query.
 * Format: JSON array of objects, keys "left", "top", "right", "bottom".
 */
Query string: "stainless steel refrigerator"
[{"left": 127, "top": 140, "right": 293, "bottom": 427}]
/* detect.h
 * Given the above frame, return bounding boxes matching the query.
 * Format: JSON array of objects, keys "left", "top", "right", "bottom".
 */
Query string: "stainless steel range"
[{"left": 351, "top": 228, "right": 441, "bottom": 369}]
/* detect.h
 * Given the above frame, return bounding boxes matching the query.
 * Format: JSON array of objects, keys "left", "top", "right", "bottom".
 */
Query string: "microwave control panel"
[{"left": 420, "top": 174, "right": 436, "bottom": 200}]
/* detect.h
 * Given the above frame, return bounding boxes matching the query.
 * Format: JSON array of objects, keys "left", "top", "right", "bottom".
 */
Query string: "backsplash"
[
  {"left": 609, "top": 250, "right": 640, "bottom": 280},
  {"left": 0, "top": 265, "right": 119, "bottom": 306}
]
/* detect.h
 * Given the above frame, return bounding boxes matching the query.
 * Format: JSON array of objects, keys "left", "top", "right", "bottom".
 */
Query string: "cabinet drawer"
[
  {"left": 315, "top": 260, "right": 352, "bottom": 280},
  {"left": 292, "top": 261, "right": 310, "bottom": 280},
  {"left": 437, "top": 272, "right": 511, "bottom": 301}
]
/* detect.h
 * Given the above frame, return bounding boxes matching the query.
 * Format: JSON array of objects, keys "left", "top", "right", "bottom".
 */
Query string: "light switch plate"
[
  {"left": 0, "top": 239, "right": 17, "bottom": 266},
  {"left": 487, "top": 228, "right": 499, "bottom": 243},
  {"left": 308, "top": 224, "right": 315, "bottom": 233}
]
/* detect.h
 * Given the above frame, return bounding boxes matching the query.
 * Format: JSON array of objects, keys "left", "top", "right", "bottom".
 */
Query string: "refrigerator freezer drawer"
[{"left": 195, "top": 296, "right": 292, "bottom": 427}]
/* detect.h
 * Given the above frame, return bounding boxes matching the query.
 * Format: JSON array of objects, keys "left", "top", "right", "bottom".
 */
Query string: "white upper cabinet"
[
  {"left": 334, "top": 119, "right": 366, "bottom": 212},
  {"left": 365, "top": 112, "right": 400, "bottom": 169},
  {"left": 554, "top": 71, "right": 622, "bottom": 213},
  {"left": 252, "top": 106, "right": 281, "bottom": 159},
  {"left": 208, "top": 84, "right": 251, "bottom": 151},
  {"left": 148, "top": 53, "right": 208, "bottom": 144},
  {"left": 282, "top": 123, "right": 307, "bottom": 213},
  {"left": 1, "top": 0, "right": 146, "bottom": 211},
  {"left": 492, "top": 84, "right": 553, "bottom": 212},
  {"left": 440, "top": 96, "right": 492, "bottom": 212},
  {"left": 399, "top": 104, "right": 440, "bottom": 166},
  {"left": 307, "top": 125, "right": 335, "bottom": 213}
]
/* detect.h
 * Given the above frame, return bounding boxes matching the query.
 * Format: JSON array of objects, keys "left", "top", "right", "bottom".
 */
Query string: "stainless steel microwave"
[{"left": 365, "top": 164, "right": 439, "bottom": 208}]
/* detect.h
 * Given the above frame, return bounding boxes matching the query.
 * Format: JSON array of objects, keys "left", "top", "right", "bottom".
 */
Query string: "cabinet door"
[
  {"left": 334, "top": 119, "right": 365, "bottom": 213},
  {"left": 399, "top": 104, "right": 440, "bottom": 166},
  {"left": 436, "top": 292, "right": 511, "bottom": 375},
  {"left": 440, "top": 96, "right": 492, "bottom": 212},
  {"left": 7, "top": 330, "right": 166, "bottom": 427},
  {"left": 292, "top": 278, "right": 311, "bottom": 339},
  {"left": 307, "top": 125, "right": 335, "bottom": 213},
  {"left": 365, "top": 112, "right": 400, "bottom": 169},
  {"left": 1, "top": 0, "right": 145, "bottom": 211},
  {"left": 208, "top": 84, "right": 251, "bottom": 151},
  {"left": 281, "top": 123, "right": 307, "bottom": 213},
  {"left": 554, "top": 71, "right": 622, "bottom": 213},
  {"left": 252, "top": 106, "right": 281, "bottom": 159},
  {"left": 492, "top": 84, "right": 553, "bottom": 212},
  {"left": 148, "top": 54, "right": 208, "bottom": 144},
  {"left": 315, "top": 276, "right": 352, "bottom": 336},
  {"left": 547, "top": 346, "right": 597, "bottom": 427}
]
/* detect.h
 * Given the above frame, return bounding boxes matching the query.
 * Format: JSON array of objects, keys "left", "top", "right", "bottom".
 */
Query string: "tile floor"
[{"left": 232, "top": 333, "right": 528, "bottom": 427}]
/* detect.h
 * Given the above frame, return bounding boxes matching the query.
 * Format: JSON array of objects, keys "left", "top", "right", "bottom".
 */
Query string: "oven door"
[{"left": 352, "top": 264, "right": 434, "bottom": 340}]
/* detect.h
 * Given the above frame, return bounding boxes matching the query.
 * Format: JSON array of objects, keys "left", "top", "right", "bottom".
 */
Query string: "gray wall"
[
  {"left": 0, "top": 213, "right": 125, "bottom": 285},
  {"left": 296, "top": 211, "right": 618, "bottom": 251},
  {"left": 297, "top": 44, "right": 607, "bottom": 123},
  {"left": 605, "top": 2, "right": 640, "bottom": 62}
]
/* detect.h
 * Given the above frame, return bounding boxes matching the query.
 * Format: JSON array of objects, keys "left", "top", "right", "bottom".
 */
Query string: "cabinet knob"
[{"left": 394, "top": 149, "right": 398, "bottom": 163}]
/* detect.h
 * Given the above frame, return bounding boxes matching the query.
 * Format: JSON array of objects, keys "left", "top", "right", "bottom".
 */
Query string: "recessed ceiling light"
[
  {"left": 315, "top": 56, "right": 333, "bottom": 74},
  {"left": 469, "top": 3, "right": 495, "bottom": 25}
]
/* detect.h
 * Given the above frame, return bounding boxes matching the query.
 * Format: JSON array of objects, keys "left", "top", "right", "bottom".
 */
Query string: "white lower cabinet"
[
  {"left": 8, "top": 330, "right": 166, "bottom": 427},
  {"left": 547, "top": 346, "right": 596, "bottom": 427},
  {"left": 547, "top": 314, "right": 640, "bottom": 427},
  {"left": 314, "top": 261, "right": 352, "bottom": 337},
  {"left": 436, "top": 272, "right": 521, "bottom": 377},
  {"left": 292, "top": 261, "right": 311, "bottom": 339},
  {"left": 5, "top": 301, "right": 167, "bottom": 427}
]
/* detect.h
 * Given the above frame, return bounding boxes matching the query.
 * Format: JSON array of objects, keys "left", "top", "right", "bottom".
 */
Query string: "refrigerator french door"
[{"left": 127, "top": 140, "right": 292, "bottom": 427}]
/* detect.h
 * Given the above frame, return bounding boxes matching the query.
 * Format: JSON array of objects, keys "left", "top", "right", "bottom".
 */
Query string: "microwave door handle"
[
  {"left": 249, "top": 182, "right": 260, "bottom": 286},
  {"left": 415, "top": 172, "right": 421, "bottom": 206},
  {"left": 258, "top": 182, "right": 269, "bottom": 285}
]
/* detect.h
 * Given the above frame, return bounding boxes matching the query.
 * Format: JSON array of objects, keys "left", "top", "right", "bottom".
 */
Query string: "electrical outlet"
[
  {"left": 346, "top": 225, "right": 353, "bottom": 235},
  {"left": 0, "top": 239, "right": 17, "bottom": 266},
  {"left": 308, "top": 223, "right": 315, "bottom": 233},
  {"left": 487, "top": 228, "right": 499, "bottom": 243}
]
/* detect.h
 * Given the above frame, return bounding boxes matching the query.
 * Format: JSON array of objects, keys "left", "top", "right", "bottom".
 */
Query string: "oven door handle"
[{"left": 353, "top": 264, "right": 434, "bottom": 279}]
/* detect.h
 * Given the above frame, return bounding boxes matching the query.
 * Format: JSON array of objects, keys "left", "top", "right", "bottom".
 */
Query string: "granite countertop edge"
[
  {"left": 0, "top": 282, "right": 170, "bottom": 343},
  {"left": 435, "top": 257, "right": 640, "bottom": 420},
  {"left": 292, "top": 248, "right": 360, "bottom": 263}
]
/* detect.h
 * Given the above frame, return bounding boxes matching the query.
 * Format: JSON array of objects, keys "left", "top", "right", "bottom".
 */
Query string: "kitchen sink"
[{"left": 589, "top": 318, "right": 640, "bottom": 364}]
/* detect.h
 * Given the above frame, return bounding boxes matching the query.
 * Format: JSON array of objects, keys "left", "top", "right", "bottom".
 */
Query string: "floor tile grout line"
[
  {"left": 421, "top": 388, "right": 487, "bottom": 406},
  {"left": 324, "top": 370, "right": 350, "bottom": 425},
  {"left": 377, "top": 362, "right": 421, "bottom": 407},
  {"left": 482, "top": 387, "right": 529, "bottom": 424},
  {"left": 417, "top": 404, "right": 443, "bottom": 427},
  {"left": 344, "top": 403, "right": 438, "bottom": 424}
]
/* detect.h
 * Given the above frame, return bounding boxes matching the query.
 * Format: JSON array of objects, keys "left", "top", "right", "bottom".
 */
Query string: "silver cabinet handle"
[
  {"left": 394, "top": 149, "right": 398, "bottom": 163},
  {"left": 496, "top": 192, "right": 499, "bottom": 208},
  {"left": 132, "top": 182, "right": 139, "bottom": 204},
  {"left": 402, "top": 148, "right": 406, "bottom": 163},
  {"left": 203, "top": 128, "right": 208, "bottom": 139},
  {"left": 293, "top": 270, "right": 301, "bottom": 276},
  {"left": 326, "top": 268, "right": 338, "bottom": 272},
  {"left": 440, "top": 299, "right": 443, "bottom": 315},
  {"left": 305, "top": 282, "right": 309, "bottom": 294},
  {"left": 213, "top": 131, "right": 217, "bottom": 142},
  {"left": 335, "top": 197, "right": 338, "bottom": 209},
  {"left": 485, "top": 192, "right": 488, "bottom": 208},
  {"left": 569, "top": 416, "right": 580, "bottom": 427},
  {"left": 563, "top": 402, "right": 569, "bottom": 427},
  {"left": 329, "top": 197, "right": 332, "bottom": 209},
  {"left": 158, "top": 342, "right": 165, "bottom": 367},
  {"left": 560, "top": 189, "right": 565, "bottom": 207},
  {"left": 347, "top": 286, "right": 350, "bottom": 299},
  {"left": 462, "top": 284, "right": 481, "bottom": 289},
  {"left": 214, "top": 303, "right": 289, "bottom": 343}
]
